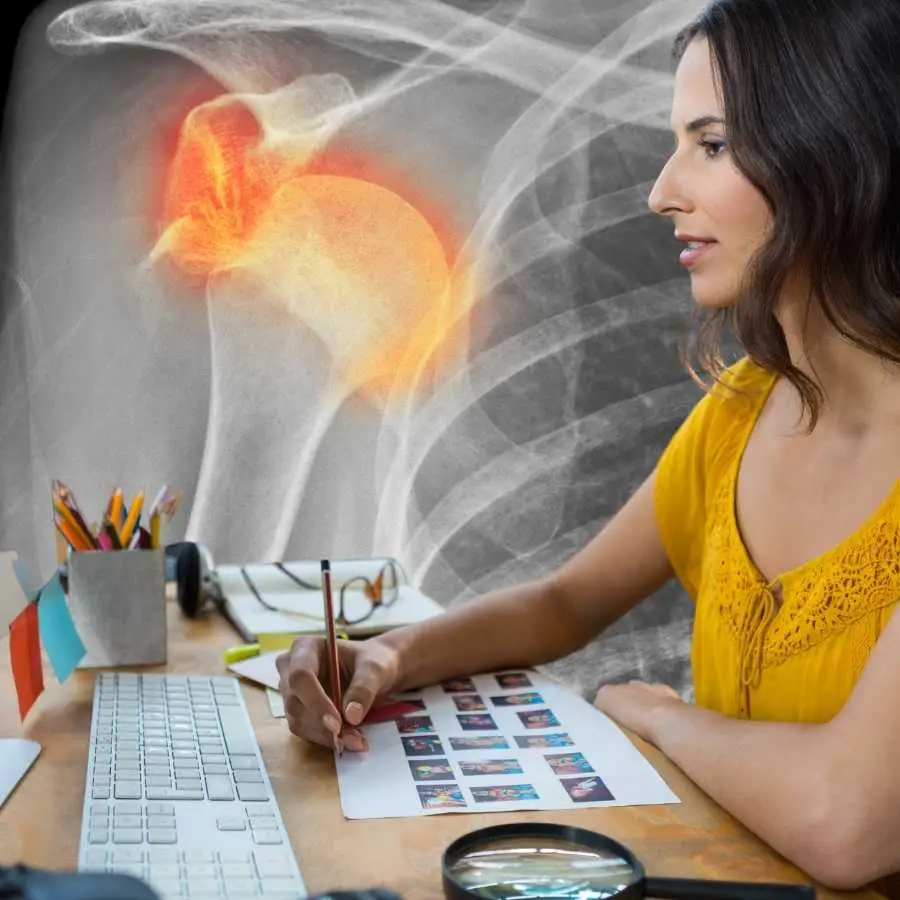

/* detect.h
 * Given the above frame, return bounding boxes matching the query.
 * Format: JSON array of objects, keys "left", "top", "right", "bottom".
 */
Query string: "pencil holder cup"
[{"left": 66, "top": 548, "right": 167, "bottom": 667}]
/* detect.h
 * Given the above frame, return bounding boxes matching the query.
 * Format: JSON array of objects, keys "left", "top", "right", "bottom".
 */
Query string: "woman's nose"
[{"left": 648, "top": 157, "right": 690, "bottom": 217}]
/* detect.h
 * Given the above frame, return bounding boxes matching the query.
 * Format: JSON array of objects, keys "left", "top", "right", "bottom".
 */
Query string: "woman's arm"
[
  {"left": 599, "top": 609, "right": 900, "bottom": 891},
  {"left": 381, "top": 470, "right": 675, "bottom": 690}
]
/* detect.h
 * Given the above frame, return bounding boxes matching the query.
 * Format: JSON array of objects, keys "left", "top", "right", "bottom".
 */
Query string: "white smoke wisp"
[{"left": 45, "top": 0, "right": 705, "bottom": 583}]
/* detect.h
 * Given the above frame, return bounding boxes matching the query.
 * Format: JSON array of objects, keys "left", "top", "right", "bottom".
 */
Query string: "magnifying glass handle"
[{"left": 644, "top": 877, "right": 816, "bottom": 900}]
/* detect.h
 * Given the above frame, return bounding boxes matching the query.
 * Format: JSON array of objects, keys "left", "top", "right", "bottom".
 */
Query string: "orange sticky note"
[{"left": 9, "top": 603, "right": 43, "bottom": 720}]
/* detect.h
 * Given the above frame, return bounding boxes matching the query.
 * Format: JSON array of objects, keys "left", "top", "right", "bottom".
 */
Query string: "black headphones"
[{"left": 164, "top": 541, "right": 219, "bottom": 618}]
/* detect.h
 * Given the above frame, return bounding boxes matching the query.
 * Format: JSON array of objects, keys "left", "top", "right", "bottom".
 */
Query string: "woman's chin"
[{"left": 690, "top": 283, "right": 739, "bottom": 310}]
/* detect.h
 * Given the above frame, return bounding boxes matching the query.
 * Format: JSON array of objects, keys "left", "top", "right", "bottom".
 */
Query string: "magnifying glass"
[{"left": 443, "top": 823, "right": 816, "bottom": 900}]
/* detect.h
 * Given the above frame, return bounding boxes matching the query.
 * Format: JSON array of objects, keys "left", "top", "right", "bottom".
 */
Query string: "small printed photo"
[
  {"left": 396, "top": 715, "right": 436, "bottom": 735},
  {"left": 403, "top": 699, "right": 427, "bottom": 711},
  {"left": 517, "top": 709, "right": 561, "bottom": 729},
  {"left": 442, "top": 676, "right": 477, "bottom": 693},
  {"left": 409, "top": 758, "right": 454, "bottom": 781},
  {"left": 401, "top": 735, "right": 445, "bottom": 757},
  {"left": 457, "top": 713, "right": 499, "bottom": 731},
  {"left": 514, "top": 732, "right": 574, "bottom": 749},
  {"left": 417, "top": 783, "right": 467, "bottom": 810},
  {"left": 490, "top": 692, "right": 544, "bottom": 707},
  {"left": 453, "top": 694, "right": 487, "bottom": 711},
  {"left": 495, "top": 672, "right": 533, "bottom": 689},
  {"left": 471, "top": 783, "right": 540, "bottom": 803},
  {"left": 560, "top": 775, "right": 614, "bottom": 803},
  {"left": 449, "top": 736, "right": 511, "bottom": 751},
  {"left": 544, "top": 752, "right": 595, "bottom": 776},
  {"left": 459, "top": 758, "right": 524, "bottom": 777}
]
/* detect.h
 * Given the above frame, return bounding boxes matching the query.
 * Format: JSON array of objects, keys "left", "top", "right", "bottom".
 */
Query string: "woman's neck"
[{"left": 777, "top": 298, "right": 900, "bottom": 437}]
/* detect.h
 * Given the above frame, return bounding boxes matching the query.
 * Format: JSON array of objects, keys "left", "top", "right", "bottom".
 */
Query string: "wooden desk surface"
[{"left": 0, "top": 602, "right": 880, "bottom": 900}]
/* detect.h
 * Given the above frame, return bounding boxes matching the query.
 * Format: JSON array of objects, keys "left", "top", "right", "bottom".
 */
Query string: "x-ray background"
[{"left": 0, "top": 0, "right": 716, "bottom": 700}]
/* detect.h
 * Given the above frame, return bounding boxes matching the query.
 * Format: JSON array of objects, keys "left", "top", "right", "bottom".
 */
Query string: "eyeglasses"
[{"left": 239, "top": 559, "right": 404, "bottom": 626}]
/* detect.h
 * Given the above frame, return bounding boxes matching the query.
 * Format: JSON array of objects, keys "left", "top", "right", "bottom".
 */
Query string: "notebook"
[{"left": 213, "top": 557, "right": 444, "bottom": 640}]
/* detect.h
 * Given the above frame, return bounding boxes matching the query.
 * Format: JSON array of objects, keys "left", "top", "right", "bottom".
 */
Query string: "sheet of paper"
[
  {"left": 9, "top": 603, "right": 44, "bottom": 720},
  {"left": 0, "top": 739, "right": 41, "bottom": 809},
  {"left": 37, "top": 571, "right": 86, "bottom": 682},
  {"left": 229, "top": 651, "right": 282, "bottom": 690},
  {"left": 0, "top": 552, "right": 29, "bottom": 634},
  {"left": 335, "top": 669, "right": 680, "bottom": 819},
  {"left": 267, "top": 689, "right": 286, "bottom": 718}
]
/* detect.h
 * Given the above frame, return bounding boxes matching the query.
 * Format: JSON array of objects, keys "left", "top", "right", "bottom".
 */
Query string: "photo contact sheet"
[{"left": 335, "top": 669, "right": 680, "bottom": 819}]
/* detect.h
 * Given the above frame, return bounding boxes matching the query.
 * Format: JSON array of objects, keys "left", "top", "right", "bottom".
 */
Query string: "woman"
[{"left": 277, "top": 0, "right": 900, "bottom": 889}]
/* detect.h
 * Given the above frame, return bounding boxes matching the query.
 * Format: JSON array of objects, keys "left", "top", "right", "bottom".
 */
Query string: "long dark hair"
[{"left": 673, "top": 0, "right": 900, "bottom": 430}]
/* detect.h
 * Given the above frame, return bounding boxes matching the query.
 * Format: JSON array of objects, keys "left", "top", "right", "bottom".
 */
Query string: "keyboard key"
[
  {"left": 223, "top": 878, "right": 258, "bottom": 894},
  {"left": 183, "top": 863, "right": 218, "bottom": 878},
  {"left": 148, "top": 815, "right": 176, "bottom": 830},
  {"left": 219, "top": 711, "right": 255, "bottom": 755},
  {"left": 217, "top": 816, "right": 246, "bottom": 831},
  {"left": 114, "top": 782, "right": 142, "bottom": 800},
  {"left": 148, "top": 829, "right": 178, "bottom": 844},
  {"left": 246, "top": 806, "right": 273, "bottom": 818},
  {"left": 254, "top": 859, "right": 294, "bottom": 878},
  {"left": 183, "top": 850, "right": 216, "bottom": 863},
  {"left": 146, "top": 787, "right": 204, "bottom": 801},
  {"left": 259, "top": 878, "right": 302, "bottom": 894},
  {"left": 236, "top": 784, "right": 269, "bottom": 803},
  {"left": 84, "top": 849, "right": 108, "bottom": 867},
  {"left": 117, "top": 802, "right": 142, "bottom": 816},
  {"left": 206, "top": 776, "right": 235, "bottom": 801},
  {"left": 113, "top": 829, "right": 143, "bottom": 844},
  {"left": 184, "top": 878, "right": 219, "bottom": 893},
  {"left": 88, "top": 830, "right": 109, "bottom": 844},
  {"left": 149, "top": 863, "right": 180, "bottom": 878},
  {"left": 175, "top": 779, "right": 204, "bottom": 792},
  {"left": 233, "top": 771, "right": 263, "bottom": 784},
  {"left": 252, "top": 832, "right": 283, "bottom": 845},
  {"left": 147, "top": 877, "right": 182, "bottom": 896},
  {"left": 147, "top": 802, "right": 175, "bottom": 816},
  {"left": 113, "top": 815, "right": 142, "bottom": 830},
  {"left": 110, "top": 850, "right": 144, "bottom": 866}
]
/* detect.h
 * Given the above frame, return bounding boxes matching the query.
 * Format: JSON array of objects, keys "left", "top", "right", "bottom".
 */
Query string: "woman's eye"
[{"left": 699, "top": 138, "right": 726, "bottom": 158}]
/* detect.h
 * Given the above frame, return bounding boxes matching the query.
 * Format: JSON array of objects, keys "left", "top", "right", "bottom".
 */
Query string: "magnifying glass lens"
[{"left": 446, "top": 834, "right": 638, "bottom": 899}]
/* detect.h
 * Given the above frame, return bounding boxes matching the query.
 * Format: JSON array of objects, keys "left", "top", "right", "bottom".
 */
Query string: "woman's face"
[{"left": 648, "top": 38, "right": 772, "bottom": 309}]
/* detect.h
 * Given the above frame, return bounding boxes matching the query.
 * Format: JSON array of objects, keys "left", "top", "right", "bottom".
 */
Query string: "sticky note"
[
  {"left": 0, "top": 552, "right": 29, "bottom": 635},
  {"left": 9, "top": 603, "right": 44, "bottom": 720},
  {"left": 37, "top": 572, "right": 85, "bottom": 682},
  {"left": 11, "top": 556, "right": 37, "bottom": 601}
]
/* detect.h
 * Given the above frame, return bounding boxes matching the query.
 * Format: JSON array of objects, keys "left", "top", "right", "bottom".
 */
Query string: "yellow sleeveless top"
[{"left": 655, "top": 357, "right": 900, "bottom": 722}]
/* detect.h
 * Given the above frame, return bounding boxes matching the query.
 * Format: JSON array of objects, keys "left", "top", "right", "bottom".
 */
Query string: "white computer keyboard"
[{"left": 77, "top": 673, "right": 307, "bottom": 900}]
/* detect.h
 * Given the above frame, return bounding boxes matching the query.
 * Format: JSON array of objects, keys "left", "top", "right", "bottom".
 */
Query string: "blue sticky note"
[{"left": 37, "top": 572, "right": 85, "bottom": 682}]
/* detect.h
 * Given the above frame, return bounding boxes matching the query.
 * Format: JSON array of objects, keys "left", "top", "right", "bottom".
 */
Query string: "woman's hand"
[
  {"left": 276, "top": 635, "right": 401, "bottom": 752},
  {"left": 593, "top": 680, "right": 684, "bottom": 746}
]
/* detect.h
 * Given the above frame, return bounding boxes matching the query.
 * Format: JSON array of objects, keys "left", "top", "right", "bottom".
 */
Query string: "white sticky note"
[{"left": 0, "top": 552, "right": 29, "bottom": 634}]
